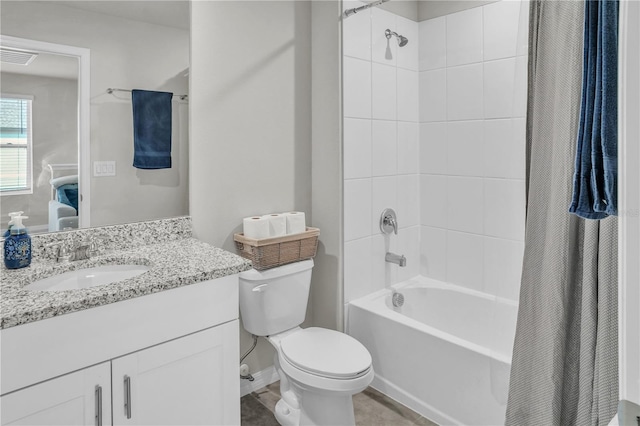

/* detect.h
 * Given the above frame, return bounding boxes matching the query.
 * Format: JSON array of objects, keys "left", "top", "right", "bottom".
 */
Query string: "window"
[{"left": 0, "top": 95, "right": 33, "bottom": 195}]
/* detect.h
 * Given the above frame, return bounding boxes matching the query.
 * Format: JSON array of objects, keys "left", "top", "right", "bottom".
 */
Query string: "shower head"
[{"left": 385, "top": 29, "right": 409, "bottom": 47}]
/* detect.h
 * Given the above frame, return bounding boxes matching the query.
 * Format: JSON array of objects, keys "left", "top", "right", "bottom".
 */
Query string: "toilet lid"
[{"left": 280, "top": 328, "right": 372, "bottom": 379}]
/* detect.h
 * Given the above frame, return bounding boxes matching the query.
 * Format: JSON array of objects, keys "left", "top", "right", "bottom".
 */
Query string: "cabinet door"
[
  {"left": 112, "top": 320, "right": 240, "bottom": 426},
  {"left": 1, "top": 362, "right": 111, "bottom": 426}
]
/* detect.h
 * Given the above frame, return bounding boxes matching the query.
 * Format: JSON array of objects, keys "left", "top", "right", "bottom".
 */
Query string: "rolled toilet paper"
[
  {"left": 283, "top": 211, "right": 306, "bottom": 234},
  {"left": 262, "top": 213, "right": 287, "bottom": 237},
  {"left": 243, "top": 216, "right": 270, "bottom": 239}
]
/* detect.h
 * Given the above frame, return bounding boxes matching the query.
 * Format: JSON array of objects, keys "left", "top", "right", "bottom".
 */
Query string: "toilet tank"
[{"left": 239, "top": 259, "right": 314, "bottom": 336}]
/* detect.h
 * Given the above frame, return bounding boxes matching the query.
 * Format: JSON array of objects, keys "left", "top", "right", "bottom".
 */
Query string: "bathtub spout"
[{"left": 385, "top": 252, "right": 406, "bottom": 267}]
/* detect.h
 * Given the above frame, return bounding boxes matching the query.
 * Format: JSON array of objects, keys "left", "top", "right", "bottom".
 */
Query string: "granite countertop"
[{"left": 0, "top": 238, "right": 252, "bottom": 329}]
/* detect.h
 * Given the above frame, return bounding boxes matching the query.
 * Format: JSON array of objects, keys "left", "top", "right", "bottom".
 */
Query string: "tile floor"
[{"left": 241, "top": 382, "right": 438, "bottom": 426}]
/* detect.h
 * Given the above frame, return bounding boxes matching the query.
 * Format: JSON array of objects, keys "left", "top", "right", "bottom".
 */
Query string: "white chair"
[{"left": 48, "top": 175, "right": 78, "bottom": 232}]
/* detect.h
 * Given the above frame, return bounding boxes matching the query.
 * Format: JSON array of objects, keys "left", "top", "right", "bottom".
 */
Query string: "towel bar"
[{"left": 106, "top": 88, "right": 188, "bottom": 101}]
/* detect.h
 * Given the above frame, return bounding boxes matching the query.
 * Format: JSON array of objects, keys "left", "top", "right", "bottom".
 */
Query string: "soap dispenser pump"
[
  {"left": 3, "top": 211, "right": 24, "bottom": 238},
  {"left": 4, "top": 214, "right": 31, "bottom": 269}
]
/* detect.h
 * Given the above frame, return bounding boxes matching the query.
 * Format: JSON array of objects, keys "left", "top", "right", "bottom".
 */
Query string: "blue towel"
[
  {"left": 569, "top": 0, "right": 618, "bottom": 219},
  {"left": 132, "top": 89, "right": 173, "bottom": 169}
]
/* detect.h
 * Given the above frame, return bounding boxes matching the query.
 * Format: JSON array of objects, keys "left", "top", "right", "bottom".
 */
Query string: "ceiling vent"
[{"left": 0, "top": 48, "right": 39, "bottom": 66}]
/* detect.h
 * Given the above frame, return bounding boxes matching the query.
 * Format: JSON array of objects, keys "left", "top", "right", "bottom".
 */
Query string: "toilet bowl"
[
  {"left": 268, "top": 327, "right": 374, "bottom": 426},
  {"left": 239, "top": 260, "right": 374, "bottom": 426}
]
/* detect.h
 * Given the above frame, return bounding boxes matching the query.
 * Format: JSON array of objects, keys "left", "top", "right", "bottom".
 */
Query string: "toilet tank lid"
[{"left": 239, "top": 259, "right": 314, "bottom": 281}]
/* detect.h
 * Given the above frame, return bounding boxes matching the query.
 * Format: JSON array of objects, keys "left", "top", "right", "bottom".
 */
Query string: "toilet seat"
[{"left": 280, "top": 327, "right": 372, "bottom": 379}]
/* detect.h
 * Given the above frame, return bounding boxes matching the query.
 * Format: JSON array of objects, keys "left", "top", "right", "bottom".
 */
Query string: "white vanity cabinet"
[
  {"left": 0, "top": 274, "right": 241, "bottom": 426},
  {"left": 111, "top": 321, "right": 238, "bottom": 425},
  {"left": 1, "top": 363, "right": 112, "bottom": 426}
]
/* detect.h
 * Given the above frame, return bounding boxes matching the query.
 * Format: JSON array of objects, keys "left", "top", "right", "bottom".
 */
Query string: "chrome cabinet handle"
[
  {"left": 124, "top": 375, "right": 132, "bottom": 419},
  {"left": 95, "top": 385, "right": 102, "bottom": 426}
]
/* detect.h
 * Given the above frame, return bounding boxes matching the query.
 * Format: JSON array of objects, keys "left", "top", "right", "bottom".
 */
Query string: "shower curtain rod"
[
  {"left": 344, "top": 0, "right": 390, "bottom": 17},
  {"left": 106, "top": 87, "right": 188, "bottom": 101}
]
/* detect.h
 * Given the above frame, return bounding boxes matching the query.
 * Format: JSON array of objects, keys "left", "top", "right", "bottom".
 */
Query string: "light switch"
[{"left": 94, "top": 161, "right": 116, "bottom": 177}]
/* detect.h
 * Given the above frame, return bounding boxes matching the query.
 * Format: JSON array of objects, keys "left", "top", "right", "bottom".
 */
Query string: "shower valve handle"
[{"left": 380, "top": 208, "right": 398, "bottom": 235}]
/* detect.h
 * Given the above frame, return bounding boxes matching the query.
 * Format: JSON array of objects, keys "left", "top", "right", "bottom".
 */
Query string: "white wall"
[
  {"left": 343, "top": 0, "right": 528, "bottom": 308},
  {"left": 1, "top": 1, "right": 189, "bottom": 228},
  {"left": 619, "top": 0, "right": 640, "bottom": 406},
  {"left": 1, "top": 73, "right": 78, "bottom": 229},
  {"left": 190, "top": 1, "right": 312, "bottom": 374},
  {"left": 311, "top": 0, "right": 344, "bottom": 331},
  {"left": 343, "top": 2, "right": 421, "bottom": 306},
  {"left": 419, "top": 1, "right": 528, "bottom": 301}
]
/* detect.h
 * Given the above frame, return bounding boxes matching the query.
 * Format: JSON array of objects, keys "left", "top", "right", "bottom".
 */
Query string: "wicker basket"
[{"left": 234, "top": 227, "right": 319, "bottom": 270}]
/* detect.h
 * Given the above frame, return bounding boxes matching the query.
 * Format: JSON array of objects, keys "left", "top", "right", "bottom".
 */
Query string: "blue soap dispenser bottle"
[{"left": 4, "top": 214, "right": 31, "bottom": 269}]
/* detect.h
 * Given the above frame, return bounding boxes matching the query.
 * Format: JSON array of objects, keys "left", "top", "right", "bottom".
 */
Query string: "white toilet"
[{"left": 239, "top": 259, "right": 374, "bottom": 426}]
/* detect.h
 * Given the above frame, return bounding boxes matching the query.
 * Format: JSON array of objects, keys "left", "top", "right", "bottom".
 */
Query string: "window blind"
[{"left": 0, "top": 97, "right": 32, "bottom": 193}]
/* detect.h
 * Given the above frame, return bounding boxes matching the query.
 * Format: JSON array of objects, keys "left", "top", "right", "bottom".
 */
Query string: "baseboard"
[{"left": 240, "top": 365, "right": 279, "bottom": 397}]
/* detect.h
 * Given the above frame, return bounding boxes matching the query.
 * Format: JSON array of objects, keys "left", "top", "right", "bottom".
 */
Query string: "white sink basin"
[{"left": 26, "top": 264, "right": 150, "bottom": 292}]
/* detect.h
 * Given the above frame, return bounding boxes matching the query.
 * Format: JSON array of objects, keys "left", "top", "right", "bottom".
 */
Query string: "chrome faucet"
[
  {"left": 385, "top": 252, "right": 406, "bottom": 267},
  {"left": 49, "top": 237, "right": 103, "bottom": 263}
]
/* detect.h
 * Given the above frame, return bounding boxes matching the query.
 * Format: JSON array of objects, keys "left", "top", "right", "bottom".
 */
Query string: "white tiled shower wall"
[
  {"left": 343, "top": 0, "right": 529, "bottom": 305},
  {"left": 344, "top": 2, "right": 421, "bottom": 304}
]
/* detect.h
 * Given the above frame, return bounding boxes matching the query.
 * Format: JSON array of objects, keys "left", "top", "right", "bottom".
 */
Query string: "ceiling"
[
  {"left": 1, "top": 1, "right": 189, "bottom": 80},
  {"left": 55, "top": 0, "right": 190, "bottom": 30},
  {"left": 1, "top": 51, "right": 78, "bottom": 80}
]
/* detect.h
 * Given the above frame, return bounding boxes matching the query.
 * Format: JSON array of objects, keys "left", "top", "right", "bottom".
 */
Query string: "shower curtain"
[{"left": 506, "top": 1, "right": 618, "bottom": 425}]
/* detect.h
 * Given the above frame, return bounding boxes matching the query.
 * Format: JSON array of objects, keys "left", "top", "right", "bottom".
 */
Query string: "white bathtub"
[{"left": 348, "top": 276, "right": 518, "bottom": 425}]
